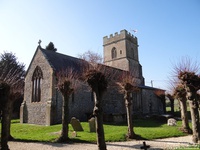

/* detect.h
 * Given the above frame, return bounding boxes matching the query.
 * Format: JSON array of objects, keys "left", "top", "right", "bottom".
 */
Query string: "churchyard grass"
[{"left": 3, "top": 119, "right": 188, "bottom": 143}]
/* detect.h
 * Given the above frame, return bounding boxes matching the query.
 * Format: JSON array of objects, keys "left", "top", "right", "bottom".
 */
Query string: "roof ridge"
[{"left": 40, "top": 48, "right": 88, "bottom": 73}]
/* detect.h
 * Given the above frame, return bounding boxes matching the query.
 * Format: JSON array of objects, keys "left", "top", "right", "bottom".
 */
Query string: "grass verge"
[{"left": 3, "top": 119, "right": 189, "bottom": 143}]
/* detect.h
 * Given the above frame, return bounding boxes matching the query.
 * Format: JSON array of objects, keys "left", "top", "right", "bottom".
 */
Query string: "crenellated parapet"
[{"left": 103, "top": 29, "right": 138, "bottom": 46}]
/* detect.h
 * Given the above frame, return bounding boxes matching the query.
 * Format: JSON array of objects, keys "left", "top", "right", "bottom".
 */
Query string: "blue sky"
[{"left": 0, "top": 0, "right": 199, "bottom": 91}]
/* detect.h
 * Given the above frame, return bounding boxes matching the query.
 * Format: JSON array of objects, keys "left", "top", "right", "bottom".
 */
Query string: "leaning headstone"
[
  {"left": 167, "top": 118, "right": 177, "bottom": 126},
  {"left": 88, "top": 117, "right": 96, "bottom": 132},
  {"left": 70, "top": 117, "right": 84, "bottom": 131}
]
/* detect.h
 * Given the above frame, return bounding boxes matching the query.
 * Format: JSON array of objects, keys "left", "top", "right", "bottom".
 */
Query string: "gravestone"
[
  {"left": 71, "top": 131, "right": 77, "bottom": 138},
  {"left": 167, "top": 118, "right": 177, "bottom": 126},
  {"left": 70, "top": 117, "right": 84, "bottom": 131},
  {"left": 88, "top": 117, "right": 96, "bottom": 132}
]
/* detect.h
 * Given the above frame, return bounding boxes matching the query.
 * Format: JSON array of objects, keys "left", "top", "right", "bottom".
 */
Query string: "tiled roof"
[{"left": 40, "top": 48, "right": 88, "bottom": 73}]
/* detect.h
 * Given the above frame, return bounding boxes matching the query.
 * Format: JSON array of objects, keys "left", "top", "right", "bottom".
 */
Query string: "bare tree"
[
  {"left": 83, "top": 65, "right": 115, "bottom": 150},
  {"left": 173, "top": 57, "right": 200, "bottom": 143},
  {"left": 178, "top": 71, "right": 200, "bottom": 143},
  {"left": 116, "top": 71, "right": 139, "bottom": 139},
  {"left": 85, "top": 69, "right": 107, "bottom": 150},
  {"left": 173, "top": 84, "right": 191, "bottom": 134},
  {"left": 78, "top": 50, "right": 113, "bottom": 150},
  {"left": 78, "top": 50, "right": 103, "bottom": 64},
  {"left": 56, "top": 68, "right": 78, "bottom": 142},
  {"left": 0, "top": 52, "right": 25, "bottom": 150}
]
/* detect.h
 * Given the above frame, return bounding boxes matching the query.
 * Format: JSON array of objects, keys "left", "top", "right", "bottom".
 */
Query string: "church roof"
[
  {"left": 27, "top": 46, "right": 165, "bottom": 91},
  {"left": 40, "top": 47, "right": 89, "bottom": 73}
]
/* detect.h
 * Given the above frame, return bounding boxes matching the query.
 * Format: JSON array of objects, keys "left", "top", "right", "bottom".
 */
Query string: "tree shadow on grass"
[{"left": 104, "top": 117, "right": 167, "bottom": 128}]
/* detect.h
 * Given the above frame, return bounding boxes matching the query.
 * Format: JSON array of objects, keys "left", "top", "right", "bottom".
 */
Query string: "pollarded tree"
[
  {"left": 0, "top": 52, "right": 25, "bottom": 150},
  {"left": 178, "top": 71, "right": 200, "bottom": 143},
  {"left": 173, "top": 57, "right": 200, "bottom": 143},
  {"left": 116, "top": 71, "right": 139, "bottom": 139},
  {"left": 80, "top": 50, "right": 115, "bottom": 150},
  {"left": 83, "top": 65, "right": 113, "bottom": 150},
  {"left": 173, "top": 84, "right": 191, "bottom": 134},
  {"left": 56, "top": 68, "right": 78, "bottom": 142}
]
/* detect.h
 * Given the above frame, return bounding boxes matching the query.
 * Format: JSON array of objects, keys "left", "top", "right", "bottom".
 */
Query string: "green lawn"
[{"left": 5, "top": 119, "right": 188, "bottom": 143}]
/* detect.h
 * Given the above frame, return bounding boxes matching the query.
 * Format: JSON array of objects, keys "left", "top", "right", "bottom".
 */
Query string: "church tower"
[{"left": 103, "top": 29, "right": 144, "bottom": 85}]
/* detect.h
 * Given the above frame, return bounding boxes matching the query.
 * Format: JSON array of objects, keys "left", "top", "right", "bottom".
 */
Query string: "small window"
[
  {"left": 32, "top": 66, "right": 43, "bottom": 102},
  {"left": 111, "top": 47, "right": 117, "bottom": 59},
  {"left": 120, "top": 50, "right": 122, "bottom": 54}
]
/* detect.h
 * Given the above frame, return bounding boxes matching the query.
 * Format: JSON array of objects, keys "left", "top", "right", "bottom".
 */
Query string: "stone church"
[{"left": 20, "top": 29, "right": 164, "bottom": 126}]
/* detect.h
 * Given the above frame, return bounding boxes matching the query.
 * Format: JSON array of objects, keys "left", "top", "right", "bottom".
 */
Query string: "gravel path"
[{"left": 8, "top": 135, "right": 196, "bottom": 150}]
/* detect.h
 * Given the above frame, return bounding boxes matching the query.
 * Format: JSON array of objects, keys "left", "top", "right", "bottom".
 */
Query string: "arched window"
[
  {"left": 111, "top": 47, "right": 117, "bottom": 59},
  {"left": 32, "top": 66, "right": 43, "bottom": 102}
]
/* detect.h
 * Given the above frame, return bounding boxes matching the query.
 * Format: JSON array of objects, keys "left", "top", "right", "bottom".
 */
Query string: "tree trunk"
[
  {"left": 93, "top": 91, "right": 107, "bottom": 150},
  {"left": 179, "top": 98, "right": 191, "bottom": 133},
  {"left": 7, "top": 99, "right": 14, "bottom": 141},
  {"left": 188, "top": 99, "right": 200, "bottom": 143},
  {"left": 1, "top": 105, "right": 10, "bottom": 150},
  {"left": 0, "top": 85, "right": 10, "bottom": 150},
  {"left": 125, "top": 91, "right": 135, "bottom": 139},
  {"left": 58, "top": 94, "right": 69, "bottom": 142}
]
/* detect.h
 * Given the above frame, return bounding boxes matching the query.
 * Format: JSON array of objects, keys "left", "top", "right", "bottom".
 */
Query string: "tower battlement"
[{"left": 103, "top": 29, "right": 137, "bottom": 46}]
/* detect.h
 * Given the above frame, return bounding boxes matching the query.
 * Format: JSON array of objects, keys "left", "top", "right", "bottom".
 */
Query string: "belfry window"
[
  {"left": 32, "top": 66, "right": 43, "bottom": 102},
  {"left": 111, "top": 47, "right": 117, "bottom": 59}
]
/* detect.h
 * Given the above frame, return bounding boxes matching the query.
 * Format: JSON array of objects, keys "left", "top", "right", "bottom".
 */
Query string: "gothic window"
[
  {"left": 111, "top": 47, "right": 117, "bottom": 59},
  {"left": 32, "top": 66, "right": 43, "bottom": 102}
]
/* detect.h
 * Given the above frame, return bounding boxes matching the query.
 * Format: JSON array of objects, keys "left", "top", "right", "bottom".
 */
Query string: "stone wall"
[
  {"left": 103, "top": 30, "right": 139, "bottom": 72},
  {"left": 141, "top": 88, "right": 163, "bottom": 115},
  {"left": 50, "top": 81, "right": 95, "bottom": 123},
  {"left": 68, "top": 83, "right": 94, "bottom": 121},
  {"left": 21, "top": 48, "right": 54, "bottom": 125},
  {"left": 103, "top": 86, "right": 125, "bottom": 115}
]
